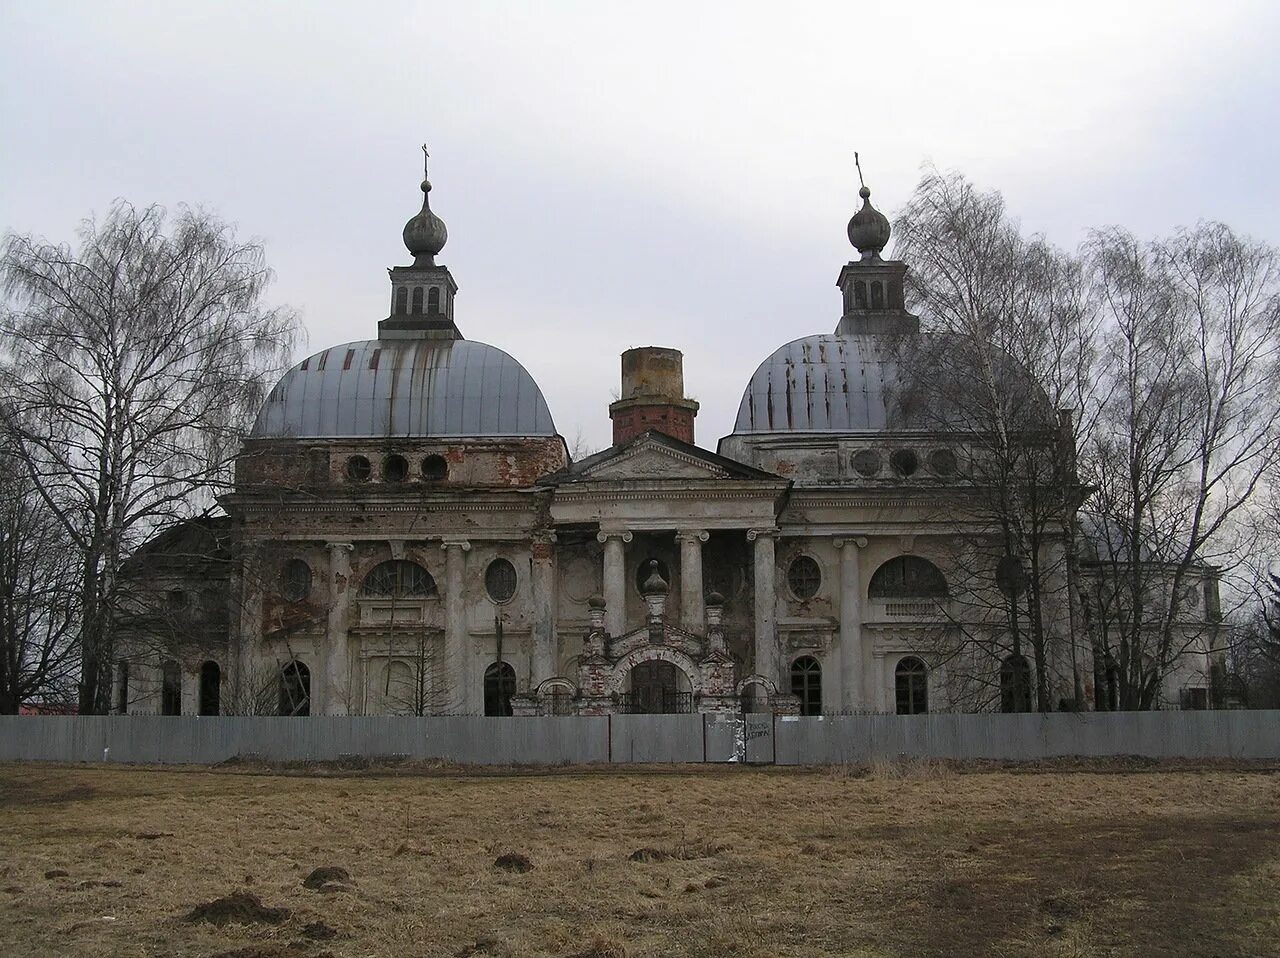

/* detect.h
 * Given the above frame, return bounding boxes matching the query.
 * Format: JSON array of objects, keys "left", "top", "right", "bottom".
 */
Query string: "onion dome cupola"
[
  {"left": 834, "top": 155, "right": 918, "bottom": 337},
  {"left": 380, "top": 145, "right": 462, "bottom": 341}
]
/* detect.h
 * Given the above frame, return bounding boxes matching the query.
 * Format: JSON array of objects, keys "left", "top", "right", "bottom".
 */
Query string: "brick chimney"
[{"left": 609, "top": 347, "right": 699, "bottom": 445}]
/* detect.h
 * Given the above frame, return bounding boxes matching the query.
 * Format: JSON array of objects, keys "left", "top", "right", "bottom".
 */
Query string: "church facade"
[{"left": 111, "top": 161, "right": 1220, "bottom": 718}]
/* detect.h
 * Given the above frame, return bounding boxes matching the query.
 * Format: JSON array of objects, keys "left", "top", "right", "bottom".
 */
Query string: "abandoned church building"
[{"left": 112, "top": 162, "right": 1222, "bottom": 718}]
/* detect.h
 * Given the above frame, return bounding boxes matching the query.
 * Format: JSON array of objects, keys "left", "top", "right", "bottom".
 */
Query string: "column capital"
[
  {"left": 597, "top": 530, "right": 633, "bottom": 544},
  {"left": 674, "top": 529, "right": 710, "bottom": 544},
  {"left": 832, "top": 536, "right": 869, "bottom": 550},
  {"left": 326, "top": 541, "right": 355, "bottom": 555},
  {"left": 441, "top": 538, "right": 472, "bottom": 552},
  {"left": 532, "top": 529, "right": 559, "bottom": 545},
  {"left": 746, "top": 527, "right": 780, "bottom": 542}
]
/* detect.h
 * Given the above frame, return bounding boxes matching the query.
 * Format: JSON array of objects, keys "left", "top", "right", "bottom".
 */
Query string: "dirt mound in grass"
[
  {"left": 184, "top": 891, "right": 290, "bottom": 926},
  {"left": 208, "top": 947, "right": 332, "bottom": 958},
  {"left": 493, "top": 852, "right": 533, "bottom": 873},
  {"left": 301, "top": 866, "right": 350, "bottom": 890},
  {"left": 627, "top": 847, "right": 669, "bottom": 862}
]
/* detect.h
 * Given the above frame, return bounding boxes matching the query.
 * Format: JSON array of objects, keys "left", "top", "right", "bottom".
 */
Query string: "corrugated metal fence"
[{"left": 1, "top": 711, "right": 1278, "bottom": 766}]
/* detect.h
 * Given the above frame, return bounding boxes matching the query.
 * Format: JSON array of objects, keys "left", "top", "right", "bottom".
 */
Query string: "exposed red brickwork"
[{"left": 610, "top": 403, "right": 696, "bottom": 445}]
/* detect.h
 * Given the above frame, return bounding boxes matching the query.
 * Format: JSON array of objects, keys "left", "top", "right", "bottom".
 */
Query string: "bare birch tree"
[
  {"left": 0, "top": 431, "right": 79, "bottom": 711},
  {"left": 891, "top": 170, "right": 1098, "bottom": 711},
  {"left": 0, "top": 202, "right": 298, "bottom": 713},
  {"left": 1082, "top": 223, "right": 1280, "bottom": 709}
]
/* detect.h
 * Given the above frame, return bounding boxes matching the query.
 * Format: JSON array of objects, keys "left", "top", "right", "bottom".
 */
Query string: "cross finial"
[
  {"left": 854, "top": 151, "right": 866, "bottom": 189},
  {"left": 422, "top": 143, "right": 430, "bottom": 177}
]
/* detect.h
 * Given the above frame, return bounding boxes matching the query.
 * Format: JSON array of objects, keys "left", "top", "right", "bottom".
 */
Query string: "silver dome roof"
[
  {"left": 252, "top": 339, "right": 558, "bottom": 439},
  {"left": 732, "top": 334, "right": 901, "bottom": 433}
]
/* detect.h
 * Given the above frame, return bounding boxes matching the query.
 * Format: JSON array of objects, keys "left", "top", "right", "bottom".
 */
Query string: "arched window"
[
  {"left": 198, "top": 661, "right": 221, "bottom": 716},
  {"left": 422, "top": 454, "right": 448, "bottom": 481},
  {"left": 411, "top": 286, "right": 424, "bottom": 314},
  {"left": 427, "top": 286, "right": 441, "bottom": 312},
  {"left": 870, "top": 281, "right": 885, "bottom": 310},
  {"left": 895, "top": 657, "right": 928, "bottom": 714},
  {"left": 854, "top": 280, "right": 868, "bottom": 309},
  {"left": 484, "top": 662, "right": 516, "bottom": 716},
  {"left": 869, "top": 556, "right": 948, "bottom": 599},
  {"left": 790, "top": 656, "right": 822, "bottom": 716},
  {"left": 394, "top": 286, "right": 408, "bottom": 315},
  {"left": 279, "top": 661, "right": 311, "bottom": 716},
  {"left": 161, "top": 660, "right": 182, "bottom": 716},
  {"left": 360, "top": 560, "right": 437, "bottom": 598},
  {"left": 116, "top": 659, "right": 129, "bottom": 715},
  {"left": 1000, "top": 654, "right": 1032, "bottom": 713},
  {"left": 282, "top": 559, "right": 312, "bottom": 602}
]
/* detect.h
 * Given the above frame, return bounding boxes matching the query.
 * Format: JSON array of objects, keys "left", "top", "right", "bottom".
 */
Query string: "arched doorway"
[
  {"left": 279, "top": 661, "right": 311, "bottom": 716},
  {"left": 199, "top": 661, "right": 221, "bottom": 716},
  {"left": 623, "top": 660, "right": 692, "bottom": 714},
  {"left": 484, "top": 662, "right": 516, "bottom": 716},
  {"left": 1000, "top": 654, "right": 1032, "bottom": 713},
  {"left": 161, "top": 660, "right": 182, "bottom": 716}
]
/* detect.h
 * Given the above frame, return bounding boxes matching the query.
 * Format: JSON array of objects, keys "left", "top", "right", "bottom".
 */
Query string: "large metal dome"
[
  {"left": 252, "top": 339, "right": 558, "bottom": 439},
  {"left": 732, "top": 334, "right": 903, "bottom": 433}
]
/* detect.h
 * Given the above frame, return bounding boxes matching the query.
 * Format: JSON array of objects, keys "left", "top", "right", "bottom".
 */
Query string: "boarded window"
[
  {"left": 395, "top": 287, "right": 408, "bottom": 314},
  {"left": 279, "top": 661, "right": 311, "bottom": 716},
  {"left": 428, "top": 286, "right": 441, "bottom": 312},
  {"left": 411, "top": 287, "right": 424, "bottom": 314}
]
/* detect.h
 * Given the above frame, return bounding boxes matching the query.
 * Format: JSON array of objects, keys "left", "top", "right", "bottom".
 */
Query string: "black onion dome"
[
  {"left": 847, "top": 186, "right": 891, "bottom": 260},
  {"left": 403, "top": 177, "right": 448, "bottom": 266}
]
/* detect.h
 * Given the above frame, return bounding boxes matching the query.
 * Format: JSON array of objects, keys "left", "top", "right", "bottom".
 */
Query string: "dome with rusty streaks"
[
  {"left": 251, "top": 339, "right": 557, "bottom": 439},
  {"left": 731, "top": 334, "right": 903, "bottom": 433}
]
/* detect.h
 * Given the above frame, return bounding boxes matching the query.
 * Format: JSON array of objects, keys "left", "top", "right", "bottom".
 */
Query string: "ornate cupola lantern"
[
  {"left": 835, "top": 154, "right": 919, "bottom": 336},
  {"left": 380, "top": 145, "right": 462, "bottom": 340}
]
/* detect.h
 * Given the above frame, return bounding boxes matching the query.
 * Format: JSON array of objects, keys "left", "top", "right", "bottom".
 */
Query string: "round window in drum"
[
  {"left": 928, "top": 448, "right": 958, "bottom": 477},
  {"left": 890, "top": 448, "right": 919, "bottom": 477},
  {"left": 346, "top": 455, "right": 371, "bottom": 481},
  {"left": 787, "top": 555, "right": 822, "bottom": 600},
  {"left": 852, "top": 449, "right": 882, "bottom": 477},
  {"left": 485, "top": 558, "right": 518, "bottom": 603}
]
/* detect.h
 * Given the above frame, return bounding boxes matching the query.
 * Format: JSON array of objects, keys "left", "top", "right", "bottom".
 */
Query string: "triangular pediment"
[
  {"left": 539, "top": 430, "right": 785, "bottom": 488},
  {"left": 585, "top": 443, "right": 729, "bottom": 480}
]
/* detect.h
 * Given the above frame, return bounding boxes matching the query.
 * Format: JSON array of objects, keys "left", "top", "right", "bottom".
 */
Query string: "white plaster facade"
[{"left": 111, "top": 168, "right": 1219, "bottom": 717}]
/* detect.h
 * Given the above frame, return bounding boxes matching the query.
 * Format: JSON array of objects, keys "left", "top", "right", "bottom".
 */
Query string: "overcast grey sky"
[{"left": 3, "top": 1, "right": 1278, "bottom": 452}]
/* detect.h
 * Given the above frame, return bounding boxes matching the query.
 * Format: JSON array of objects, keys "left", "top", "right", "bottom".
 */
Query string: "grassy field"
[{"left": 1, "top": 761, "right": 1278, "bottom": 958}]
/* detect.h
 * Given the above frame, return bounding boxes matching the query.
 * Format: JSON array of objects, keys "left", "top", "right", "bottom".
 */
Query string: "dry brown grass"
[{"left": 1, "top": 760, "right": 1278, "bottom": 957}]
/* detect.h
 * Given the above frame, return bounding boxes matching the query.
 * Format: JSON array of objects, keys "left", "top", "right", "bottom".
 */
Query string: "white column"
[
  {"left": 531, "top": 533, "right": 557, "bottom": 685},
  {"left": 597, "top": 530, "right": 632, "bottom": 637},
  {"left": 323, "top": 542, "right": 354, "bottom": 715},
  {"left": 834, "top": 537, "right": 868, "bottom": 711},
  {"left": 676, "top": 529, "right": 709, "bottom": 630},
  {"left": 442, "top": 539, "right": 472, "bottom": 714},
  {"left": 748, "top": 528, "right": 779, "bottom": 684}
]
